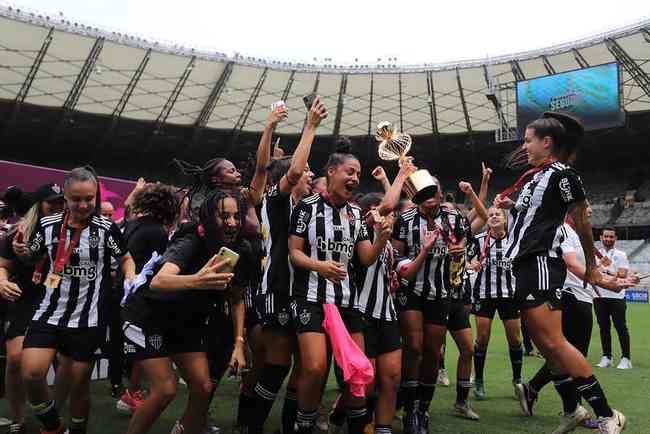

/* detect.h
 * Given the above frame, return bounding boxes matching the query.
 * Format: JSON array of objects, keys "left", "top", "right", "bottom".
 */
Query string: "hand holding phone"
[{"left": 217, "top": 247, "right": 240, "bottom": 272}]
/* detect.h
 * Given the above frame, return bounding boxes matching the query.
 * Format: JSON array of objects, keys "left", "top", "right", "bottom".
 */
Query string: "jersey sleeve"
[
  {"left": 392, "top": 215, "right": 408, "bottom": 243},
  {"left": 0, "top": 230, "right": 17, "bottom": 261},
  {"left": 556, "top": 169, "right": 586, "bottom": 205},
  {"left": 107, "top": 222, "right": 129, "bottom": 259},
  {"left": 356, "top": 221, "right": 370, "bottom": 244},
  {"left": 289, "top": 200, "right": 312, "bottom": 239},
  {"left": 162, "top": 233, "right": 202, "bottom": 274},
  {"left": 231, "top": 241, "right": 255, "bottom": 288},
  {"left": 559, "top": 226, "right": 578, "bottom": 255},
  {"left": 28, "top": 220, "right": 47, "bottom": 258}
]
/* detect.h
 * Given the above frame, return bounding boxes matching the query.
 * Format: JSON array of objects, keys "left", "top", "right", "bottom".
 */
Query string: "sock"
[
  {"left": 439, "top": 356, "right": 446, "bottom": 370},
  {"left": 473, "top": 342, "right": 487, "bottom": 383},
  {"left": 395, "top": 386, "right": 404, "bottom": 412},
  {"left": 528, "top": 364, "right": 552, "bottom": 395},
  {"left": 32, "top": 400, "right": 61, "bottom": 431},
  {"left": 251, "top": 364, "right": 291, "bottom": 430},
  {"left": 375, "top": 424, "right": 392, "bottom": 434},
  {"left": 346, "top": 406, "right": 369, "bottom": 434},
  {"left": 417, "top": 382, "right": 436, "bottom": 413},
  {"left": 509, "top": 345, "right": 524, "bottom": 382},
  {"left": 282, "top": 387, "right": 298, "bottom": 434},
  {"left": 401, "top": 379, "right": 418, "bottom": 412},
  {"left": 574, "top": 376, "right": 614, "bottom": 418},
  {"left": 296, "top": 408, "right": 318, "bottom": 434},
  {"left": 236, "top": 384, "right": 256, "bottom": 427},
  {"left": 552, "top": 376, "right": 578, "bottom": 414},
  {"left": 456, "top": 378, "right": 472, "bottom": 404},
  {"left": 366, "top": 391, "right": 378, "bottom": 420},
  {"left": 69, "top": 417, "right": 87, "bottom": 434}
]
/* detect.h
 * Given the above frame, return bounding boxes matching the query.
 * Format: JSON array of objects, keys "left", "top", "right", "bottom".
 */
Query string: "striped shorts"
[{"left": 512, "top": 256, "right": 566, "bottom": 311}]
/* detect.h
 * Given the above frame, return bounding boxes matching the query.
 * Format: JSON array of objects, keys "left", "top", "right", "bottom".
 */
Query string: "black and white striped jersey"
[
  {"left": 355, "top": 228, "right": 406, "bottom": 321},
  {"left": 505, "top": 162, "right": 586, "bottom": 264},
  {"left": 28, "top": 213, "right": 128, "bottom": 328},
  {"left": 289, "top": 194, "right": 369, "bottom": 308},
  {"left": 393, "top": 206, "right": 463, "bottom": 300},
  {"left": 259, "top": 183, "right": 294, "bottom": 297},
  {"left": 473, "top": 232, "right": 515, "bottom": 300}
]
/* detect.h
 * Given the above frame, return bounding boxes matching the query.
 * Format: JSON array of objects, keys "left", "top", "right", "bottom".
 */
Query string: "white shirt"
[
  {"left": 596, "top": 244, "right": 629, "bottom": 299},
  {"left": 560, "top": 224, "right": 596, "bottom": 304}
]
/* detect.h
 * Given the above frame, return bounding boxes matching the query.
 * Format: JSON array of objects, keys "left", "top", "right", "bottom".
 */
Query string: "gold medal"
[{"left": 45, "top": 273, "right": 62, "bottom": 288}]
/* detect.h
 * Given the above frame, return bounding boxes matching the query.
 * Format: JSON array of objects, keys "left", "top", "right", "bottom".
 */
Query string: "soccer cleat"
[
  {"left": 111, "top": 383, "right": 124, "bottom": 399},
  {"left": 436, "top": 369, "right": 450, "bottom": 387},
  {"left": 205, "top": 417, "right": 221, "bottom": 434},
  {"left": 453, "top": 402, "right": 480, "bottom": 421},
  {"left": 417, "top": 411, "right": 429, "bottom": 434},
  {"left": 597, "top": 409, "right": 627, "bottom": 434},
  {"left": 0, "top": 417, "right": 12, "bottom": 427},
  {"left": 116, "top": 389, "right": 146, "bottom": 414},
  {"left": 512, "top": 379, "right": 523, "bottom": 400},
  {"left": 616, "top": 358, "right": 632, "bottom": 370},
  {"left": 473, "top": 381, "right": 487, "bottom": 400},
  {"left": 514, "top": 383, "right": 537, "bottom": 417},
  {"left": 171, "top": 421, "right": 185, "bottom": 434},
  {"left": 596, "top": 356, "right": 613, "bottom": 368},
  {"left": 552, "top": 404, "right": 590, "bottom": 434},
  {"left": 581, "top": 417, "right": 600, "bottom": 429},
  {"left": 402, "top": 410, "right": 419, "bottom": 434},
  {"left": 316, "top": 405, "right": 330, "bottom": 431}
]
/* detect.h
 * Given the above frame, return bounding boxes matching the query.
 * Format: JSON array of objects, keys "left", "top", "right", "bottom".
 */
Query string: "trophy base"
[
  {"left": 405, "top": 169, "right": 439, "bottom": 204},
  {"left": 412, "top": 185, "right": 438, "bottom": 204}
]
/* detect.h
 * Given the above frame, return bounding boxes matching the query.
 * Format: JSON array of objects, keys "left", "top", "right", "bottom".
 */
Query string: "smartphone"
[
  {"left": 636, "top": 273, "right": 650, "bottom": 281},
  {"left": 217, "top": 246, "right": 240, "bottom": 272},
  {"left": 271, "top": 100, "right": 285, "bottom": 111},
  {"left": 303, "top": 93, "right": 316, "bottom": 110}
]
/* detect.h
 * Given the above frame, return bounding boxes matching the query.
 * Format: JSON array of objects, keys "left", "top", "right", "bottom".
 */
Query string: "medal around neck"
[{"left": 376, "top": 121, "right": 437, "bottom": 205}]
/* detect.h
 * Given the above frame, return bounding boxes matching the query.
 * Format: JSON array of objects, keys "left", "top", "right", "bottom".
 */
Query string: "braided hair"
[{"left": 197, "top": 189, "right": 248, "bottom": 255}]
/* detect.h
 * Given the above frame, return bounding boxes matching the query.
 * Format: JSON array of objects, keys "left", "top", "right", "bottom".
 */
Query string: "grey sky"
[{"left": 7, "top": 0, "right": 650, "bottom": 65}]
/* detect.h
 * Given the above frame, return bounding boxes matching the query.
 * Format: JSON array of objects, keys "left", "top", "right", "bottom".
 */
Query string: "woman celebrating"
[
  {"left": 495, "top": 113, "right": 631, "bottom": 434},
  {"left": 0, "top": 184, "right": 65, "bottom": 434},
  {"left": 288, "top": 153, "right": 392, "bottom": 434},
  {"left": 470, "top": 206, "right": 523, "bottom": 400},
  {"left": 122, "top": 189, "right": 253, "bottom": 434},
  {"left": 20, "top": 168, "right": 136, "bottom": 434}
]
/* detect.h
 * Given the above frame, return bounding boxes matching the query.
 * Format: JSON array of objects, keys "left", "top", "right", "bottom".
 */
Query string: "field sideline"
[{"left": 2, "top": 304, "right": 648, "bottom": 433}]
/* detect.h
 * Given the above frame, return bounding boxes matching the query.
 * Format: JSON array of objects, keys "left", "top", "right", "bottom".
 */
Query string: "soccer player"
[
  {"left": 0, "top": 183, "right": 65, "bottom": 434},
  {"left": 21, "top": 168, "right": 136, "bottom": 434},
  {"left": 246, "top": 96, "right": 327, "bottom": 434},
  {"left": 594, "top": 227, "right": 632, "bottom": 369},
  {"left": 122, "top": 189, "right": 253, "bottom": 434},
  {"left": 496, "top": 113, "right": 629, "bottom": 433},
  {"left": 470, "top": 206, "right": 523, "bottom": 400},
  {"left": 288, "top": 153, "right": 392, "bottom": 434}
]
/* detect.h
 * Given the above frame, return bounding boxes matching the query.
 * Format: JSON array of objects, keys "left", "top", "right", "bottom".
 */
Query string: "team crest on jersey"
[
  {"left": 278, "top": 311, "right": 290, "bottom": 326},
  {"left": 148, "top": 334, "right": 163, "bottom": 350},
  {"left": 52, "top": 184, "right": 62, "bottom": 194},
  {"left": 299, "top": 309, "right": 311, "bottom": 325},
  {"left": 398, "top": 295, "right": 407, "bottom": 306},
  {"left": 556, "top": 288, "right": 562, "bottom": 300},
  {"left": 559, "top": 177, "right": 573, "bottom": 203},
  {"left": 474, "top": 302, "right": 481, "bottom": 312},
  {"left": 88, "top": 234, "right": 100, "bottom": 249}
]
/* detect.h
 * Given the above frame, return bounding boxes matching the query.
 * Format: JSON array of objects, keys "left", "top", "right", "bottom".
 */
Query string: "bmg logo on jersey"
[
  {"left": 107, "top": 235, "right": 122, "bottom": 256},
  {"left": 316, "top": 237, "right": 354, "bottom": 258},
  {"left": 63, "top": 261, "right": 97, "bottom": 280}
]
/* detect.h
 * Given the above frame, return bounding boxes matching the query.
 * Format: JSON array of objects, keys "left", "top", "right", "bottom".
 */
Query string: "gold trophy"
[{"left": 376, "top": 121, "right": 438, "bottom": 204}]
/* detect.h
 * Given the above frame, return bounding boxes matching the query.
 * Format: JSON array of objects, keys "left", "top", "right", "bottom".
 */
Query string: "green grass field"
[{"left": 2, "top": 304, "right": 649, "bottom": 433}]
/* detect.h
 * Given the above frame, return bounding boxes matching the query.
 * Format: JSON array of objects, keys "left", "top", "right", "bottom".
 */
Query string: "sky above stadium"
[{"left": 9, "top": 0, "right": 650, "bottom": 65}]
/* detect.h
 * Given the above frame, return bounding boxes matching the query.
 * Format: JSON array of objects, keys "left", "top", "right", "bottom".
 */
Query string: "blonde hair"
[{"left": 19, "top": 203, "right": 40, "bottom": 242}]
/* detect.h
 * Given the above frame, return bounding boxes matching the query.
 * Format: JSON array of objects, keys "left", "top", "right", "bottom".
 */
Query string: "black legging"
[{"left": 593, "top": 298, "right": 630, "bottom": 359}]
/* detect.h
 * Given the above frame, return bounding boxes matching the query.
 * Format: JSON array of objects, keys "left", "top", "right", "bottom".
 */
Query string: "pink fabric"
[{"left": 322, "top": 304, "right": 374, "bottom": 397}]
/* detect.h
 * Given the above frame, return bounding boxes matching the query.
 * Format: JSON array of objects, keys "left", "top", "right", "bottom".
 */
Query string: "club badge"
[
  {"left": 299, "top": 309, "right": 311, "bottom": 326},
  {"left": 88, "top": 234, "right": 100, "bottom": 249},
  {"left": 278, "top": 311, "right": 289, "bottom": 326},
  {"left": 148, "top": 334, "right": 163, "bottom": 351}
]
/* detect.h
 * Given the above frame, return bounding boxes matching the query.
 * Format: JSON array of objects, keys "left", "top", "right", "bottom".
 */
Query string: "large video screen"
[{"left": 517, "top": 62, "right": 624, "bottom": 131}]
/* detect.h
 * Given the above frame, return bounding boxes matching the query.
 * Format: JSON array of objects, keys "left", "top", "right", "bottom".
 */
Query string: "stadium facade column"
[
  {"left": 146, "top": 55, "right": 197, "bottom": 152},
  {"left": 332, "top": 73, "right": 349, "bottom": 144},
  {"left": 509, "top": 60, "right": 526, "bottom": 82},
  {"left": 572, "top": 48, "right": 590, "bottom": 69},
  {"left": 367, "top": 72, "right": 375, "bottom": 138},
  {"left": 228, "top": 67, "right": 269, "bottom": 154},
  {"left": 455, "top": 67, "right": 473, "bottom": 137},
  {"left": 191, "top": 60, "right": 235, "bottom": 147},
  {"left": 2, "top": 26, "right": 54, "bottom": 139},
  {"left": 98, "top": 48, "right": 152, "bottom": 153},
  {"left": 398, "top": 72, "right": 404, "bottom": 133},
  {"left": 541, "top": 55, "right": 557, "bottom": 75},
  {"left": 606, "top": 39, "right": 650, "bottom": 99},
  {"left": 49, "top": 36, "right": 105, "bottom": 149}
]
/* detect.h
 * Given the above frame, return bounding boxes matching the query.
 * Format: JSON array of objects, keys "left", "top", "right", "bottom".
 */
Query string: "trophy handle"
[{"left": 398, "top": 155, "right": 414, "bottom": 167}]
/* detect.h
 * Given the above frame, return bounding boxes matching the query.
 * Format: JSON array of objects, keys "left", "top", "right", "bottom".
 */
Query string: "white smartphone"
[{"left": 217, "top": 246, "right": 240, "bottom": 272}]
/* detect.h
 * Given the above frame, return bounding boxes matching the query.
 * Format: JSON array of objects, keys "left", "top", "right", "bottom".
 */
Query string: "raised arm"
[
  {"left": 356, "top": 219, "right": 393, "bottom": 266},
  {"left": 279, "top": 96, "right": 328, "bottom": 194},
  {"left": 150, "top": 256, "right": 234, "bottom": 292},
  {"left": 478, "top": 162, "right": 492, "bottom": 204},
  {"left": 398, "top": 229, "right": 437, "bottom": 282},
  {"left": 377, "top": 161, "right": 417, "bottom": 216},
  {"left": 371, "top": 166, "right": 391, "bottom": 193},
  {"left": 459, "top": 181, "right": 488, "bottom": 234},
  {"left": 248, "top": 106, "right": 289, "bottom": 204}
]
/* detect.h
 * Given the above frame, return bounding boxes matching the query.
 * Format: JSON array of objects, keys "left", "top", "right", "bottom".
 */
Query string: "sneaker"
[
  {"left": 596, "top": 356, "right": 613, "bottom": 368},
  {"left": 453, "top": 402, "right": 480, "bottom": 421},
  {"left": 514, "top": 382, "right": 537, "bottom": 417},
  {"left": 116, "top": 389, "right": 146, "bottom": 414},
  {"left": 9, "top": 423, "right": 27, "bottom": 434},
  {"left": 316, "top": 405, "right": 329, "bottom": 431},
  {"left": 402, "top": 410, "right": 419, "bottom": 434},
  {"left": 616, "top": 358, "right": 632, "bottom": 370},
  {"left": 552, "top": 405, "right": 590, "bottom": 434},
  {"left": 417, "top": 411, "right": 429, "bottom": 434},
  {"left": 206, "top": 417, "right": 221, "bottom": 434},
  {"left": 111, "top": 383, "right": 124, "bottom": 398},
  {"left": 171, "top": 420, "right": 185, "bottom": 434},
  {"left": 512, "top": 379, "right": 523, "bottom": 400},
  {"left": 581, "top": 417, "right": 600, "bottom": 429},
  {"left": 473, "top": 381, "right": 487, "bottom": 400},
  {"left": 436, "top": 369, "right": 450, "bottom": 387},
  {"left": 597, "top": 409, "right": 627, "bottom": 434}
]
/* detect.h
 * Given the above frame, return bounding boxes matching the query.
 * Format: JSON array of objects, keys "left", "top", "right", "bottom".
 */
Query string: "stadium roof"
[{"left": 1, "top": 4, "right": 649, "bottom": 138}]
